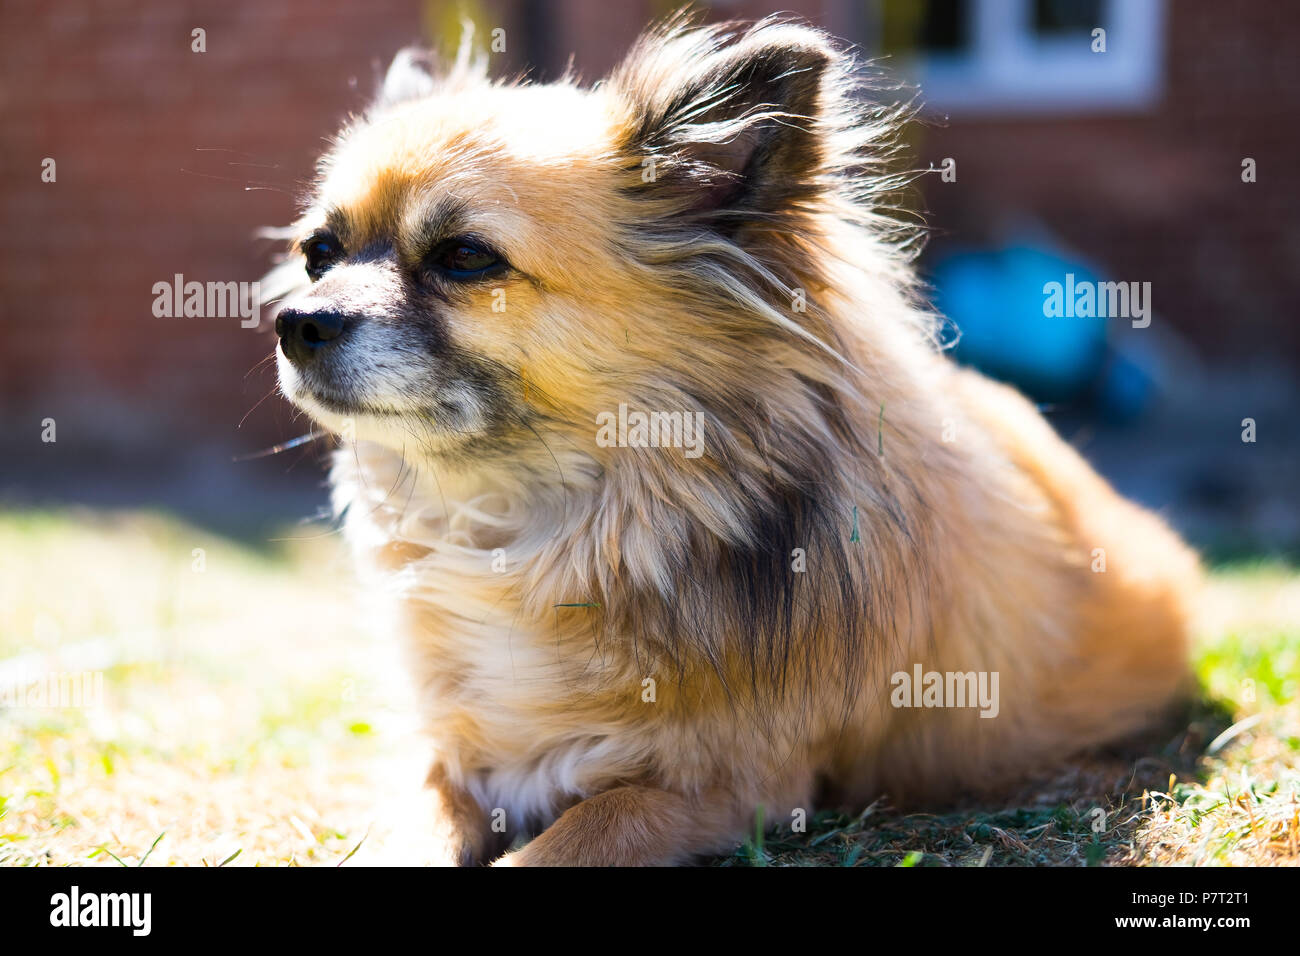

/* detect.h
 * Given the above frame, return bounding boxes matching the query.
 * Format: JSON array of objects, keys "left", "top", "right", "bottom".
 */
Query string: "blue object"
[{"left": 930, "top": 244, "right": 1110, "bottom": 402}]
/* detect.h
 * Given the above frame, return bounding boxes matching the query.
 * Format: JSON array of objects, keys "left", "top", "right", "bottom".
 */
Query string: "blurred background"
[
  {"left": 2, "top": 0, "right": 1297, "bottom": 553},
  {"left": 1, "top": 0, "right": 1298, "bottom": 869}
]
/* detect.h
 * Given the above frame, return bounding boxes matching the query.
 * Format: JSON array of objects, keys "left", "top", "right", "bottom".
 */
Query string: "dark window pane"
[
  {"left": 881, "top": 0, "right": 971, "bottom": 54},
  {"left": 1033, "top": 0, "right": 1104, "bottom": 35},
  {"left": 921, "top": 0, "right": 970, "bottom": 51}
]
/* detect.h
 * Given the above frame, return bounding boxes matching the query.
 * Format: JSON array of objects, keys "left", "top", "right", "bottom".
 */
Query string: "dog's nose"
[{"left": 275, "top": 308, "right": 347, "bottom": 364}]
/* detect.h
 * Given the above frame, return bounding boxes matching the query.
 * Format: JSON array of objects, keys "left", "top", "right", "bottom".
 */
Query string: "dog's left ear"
[
  {"left": 611, "top": 22, "right": 835, "bottom": 221},
  {"left": 375, "top": 47, "right": 440, "bottom": 109}
]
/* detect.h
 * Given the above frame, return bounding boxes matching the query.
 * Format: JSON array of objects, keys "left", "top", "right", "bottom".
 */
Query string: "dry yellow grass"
[
  {"left": 0, "top": 509, "right": 421, "bottom": 866},
  {"left": 1124, "top": 569, "right": 1300, "bottom": 866}
]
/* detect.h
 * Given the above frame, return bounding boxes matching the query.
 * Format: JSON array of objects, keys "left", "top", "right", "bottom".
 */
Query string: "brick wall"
[
  {"left": 0, "top": 0, "right": 442, "bottom": 483},
  {"left": 1, "top": 0, "right": 1294, "bottom": 507}
]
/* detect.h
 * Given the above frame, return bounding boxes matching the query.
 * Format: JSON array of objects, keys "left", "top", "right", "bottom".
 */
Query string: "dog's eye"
[
  {"left": 302, "top": 233, "right": 342, "bottom": 280},
  {"left": 429, "top": 238, "right": 504, "bottom": 280}
]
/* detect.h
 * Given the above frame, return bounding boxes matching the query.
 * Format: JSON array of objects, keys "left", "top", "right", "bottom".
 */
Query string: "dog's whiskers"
[{"left": 232, "top": 430, "right": 327, "bottom": 462}]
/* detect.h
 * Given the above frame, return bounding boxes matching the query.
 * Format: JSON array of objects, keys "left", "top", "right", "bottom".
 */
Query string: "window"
[
  {"left": 877, "top": 0, "right": 1165, "bottom": 114},
  {"left": 1033, "top": 0, "right": 1104, "bottom": 35}
]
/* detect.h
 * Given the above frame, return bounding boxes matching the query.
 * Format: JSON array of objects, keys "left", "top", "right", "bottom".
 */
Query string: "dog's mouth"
[
  {"left": 275, "top": 349, "right": 407, "bottom": 428},
  {"left": 275, "top": 352, "right": 354, "bottom": 411},
  {"left": 275, "top": 345, "right": 517, "bottom": 458},
  {"left": 293, "top": 381, "right": 372, "bottom": 417}
]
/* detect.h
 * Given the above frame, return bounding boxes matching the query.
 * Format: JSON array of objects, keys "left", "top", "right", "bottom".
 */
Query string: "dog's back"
[{"left": 829, "top": 368, "right": 1198, "bottom": 805}]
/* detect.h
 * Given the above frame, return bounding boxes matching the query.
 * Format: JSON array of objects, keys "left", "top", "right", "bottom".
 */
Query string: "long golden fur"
[{"left": 264, "top": 16, "right": 1200, "bottom": 866}]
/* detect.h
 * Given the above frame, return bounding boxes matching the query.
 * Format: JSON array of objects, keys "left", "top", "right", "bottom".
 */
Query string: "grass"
[
  {"left": 1, "top": 509, "right": 1296, "bottom": 866},
  {"left": 0, "top": 508, "right": 415, "bottom": 867}
]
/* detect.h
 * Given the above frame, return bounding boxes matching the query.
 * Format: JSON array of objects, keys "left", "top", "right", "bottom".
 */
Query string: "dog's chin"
[{"left": 277, "top": 363, "right": 480, "bottom": 456}]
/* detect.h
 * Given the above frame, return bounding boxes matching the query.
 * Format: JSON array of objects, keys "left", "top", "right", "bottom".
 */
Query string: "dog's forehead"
[{"left": 315, "top": 83, "right": 617, "bottom": 239}]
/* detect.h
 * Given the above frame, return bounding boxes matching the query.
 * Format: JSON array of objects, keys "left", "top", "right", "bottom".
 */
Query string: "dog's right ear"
[
  {"left": 609, "top": 20, "right": 837, "bottom": 226},
  {"left": 374, "top": 47, "right": 439, "bottom": 109}
]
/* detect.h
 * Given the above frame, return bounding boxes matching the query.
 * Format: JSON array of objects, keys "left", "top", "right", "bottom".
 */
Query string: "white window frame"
[{"left": 887, "top": 0, "right": 1165, "bottom": 115}]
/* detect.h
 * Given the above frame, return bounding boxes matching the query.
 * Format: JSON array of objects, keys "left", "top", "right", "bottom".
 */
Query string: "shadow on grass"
[{"left": 711, "top": 696, "right": 1237, "bottom": 867}]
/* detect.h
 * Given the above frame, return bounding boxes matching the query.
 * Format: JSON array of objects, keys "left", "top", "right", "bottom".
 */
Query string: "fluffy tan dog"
[{"left": 265, "top": 17, "right": 1199, "bottom": 866}]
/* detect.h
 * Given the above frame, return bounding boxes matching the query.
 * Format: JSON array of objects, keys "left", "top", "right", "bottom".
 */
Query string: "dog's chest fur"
[{"left": 332, "top": 443, "right": 658, "bottom": 827}]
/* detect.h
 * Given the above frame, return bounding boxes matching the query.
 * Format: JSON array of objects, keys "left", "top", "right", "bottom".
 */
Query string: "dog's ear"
[
  {"left": 611, "top": 22, "right": 835, "bottom": 222},
  {"left": 375, "top": 47, "right": 439, "bottom": 109}
]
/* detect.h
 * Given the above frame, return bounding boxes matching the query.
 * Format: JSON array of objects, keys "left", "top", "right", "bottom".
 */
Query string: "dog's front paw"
[
  {"left": 427, "top": 822, "right": 488, "bottom": 867},
  {"left": 428, "top": 839, "right": 481, "bottom": 867},
  {"left": 422, "top": 764, "right": 498, "bottom": 865}
]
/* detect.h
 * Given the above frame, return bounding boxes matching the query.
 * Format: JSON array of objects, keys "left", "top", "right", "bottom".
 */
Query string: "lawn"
[{"left": 1, "top": 509, "right": 1296, "bottom": 866}]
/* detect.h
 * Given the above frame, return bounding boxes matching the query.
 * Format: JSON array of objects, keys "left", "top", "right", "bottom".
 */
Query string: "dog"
[{"left": 263, "top": 16, "right": 1200, "bottom": 866}]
